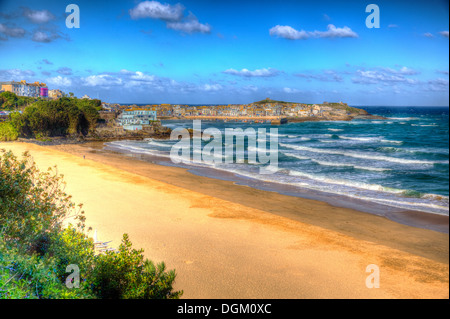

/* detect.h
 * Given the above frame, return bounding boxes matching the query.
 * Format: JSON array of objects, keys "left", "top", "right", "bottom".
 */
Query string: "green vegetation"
[
  {"left": 254, "top": 98, "right": 290, "bottom": 105},
  {"left": 0, "top": 92, "right": 36, "bottom": 110},
  {"left": 0, "top": 122, "right": 18, "bottom": 142},
  {"left": 0, "top": 150, "right": 182, "bottom": 299},
  {"left": 9, "top": 96, "right": 101, "bottom": 139},
  {"left": 324, "top": 102, "right": 367, "bottom": 114}
]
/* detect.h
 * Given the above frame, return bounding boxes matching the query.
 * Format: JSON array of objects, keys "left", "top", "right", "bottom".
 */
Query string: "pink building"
[{"left": 40, "top": 87, "right": 48, "bottom": 97}]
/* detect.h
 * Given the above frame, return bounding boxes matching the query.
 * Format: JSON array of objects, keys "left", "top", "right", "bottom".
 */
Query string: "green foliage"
[
  {"left": 0, "top": 239, "right": 93, "bottom": 299},
  {"left": 0, "top": 150, "right": 85, "bottom": 250},
  {"left": 9, "top": 97, "right": 100, "bottom": 138},
  {"left": 0, "top": 149, "right": 182, "bottom": 299},
  {"left": 0, "top": 92, "right": 35, "bottom": 110},
  {"left": 254, "top": 98, "right": 289, "bottom": 105},
  {"left": 91, "top": 234, "right": 182, "bottom": 299},
  {"left": 0, "top": 122, "right": 18, "bottom": 141}
]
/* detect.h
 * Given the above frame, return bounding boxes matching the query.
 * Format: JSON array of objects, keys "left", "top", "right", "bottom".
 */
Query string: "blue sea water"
[{"left": 105, "top": 106, "right": 449, "bottom": 216}]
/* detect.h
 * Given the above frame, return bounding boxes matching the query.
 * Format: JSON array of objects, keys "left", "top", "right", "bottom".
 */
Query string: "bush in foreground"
[{"left": 0, "top": 149, "right": 182, "bottom": 299}]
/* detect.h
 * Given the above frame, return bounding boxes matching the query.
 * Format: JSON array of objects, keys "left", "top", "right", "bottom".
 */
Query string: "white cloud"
[
  {"left": 243, "top": 85, "right": 258, "bottom": 92},
  {"left": 312, "top": 24, "right": 358, "bottom": 38},
  {"left": 223, "top": 68, "right": 280, "bottom": 77},
  {"left": 427, "top": 78, "right": 449, "bottom": 91},
  {"left": 424, "top": 32, "right": 434, "bottom": 38},
  {"left": 167, "top": 14, "right": 211, "bottom": 34},
  {"left": 352, "top": 69, "right": 419, "bottom": 85},
  {"left": 0, "top": 23, "right": 26, "bottom": 38},
  {"left": 201, "top": 84, "right": 222, "bottom": 91},
  {"left": 83, "top": 74, "right": 122, "bottom": 87},
  {"left": 269, "top": 24, "right": 357, "bottom": 40},
  {"left": 283, "top": 87, "right": 300, "bottom": 93},
  {"left": 47, "top": 76, "right": 72, "bottom": 87},
  {"left": 439, "top": 31, "right": 449, "bottom": 38},
  {"left": 0, "top": 68, "right": 35, "bottom": 80},
  {"left": 57, "top": 67, "right": 73, "bottom": 75},
  {"left": 129, "top": 1, "right": 184, "bottom": 21},
  {"left": 23, "top": 8, "right": 55, "bottom": 24},
  {"left": 130, "top": 71, "right": 156, "bottom": 82},
  {"left": 296, "top": 70, "right": 344, "bottom": 82},
  {"left": 130, "top": 1, "right": 210, "bottom": 34},
  {"left": 383, "top": 66, "right": 419, "bottom": 75},
  {"left": 31, "top": 30, "right": 64, "bottom": 43},
  {"left": 269, "top": 25, "right": 309, "bottom": 40}
]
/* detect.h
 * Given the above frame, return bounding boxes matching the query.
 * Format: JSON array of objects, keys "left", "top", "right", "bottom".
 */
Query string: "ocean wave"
[
  {"left": 281, "top": 152, "right": 310, "bottom": 160},
  {"left": 379, "top": 146, "right": 449, "bottom": 155},
  {"left": 342, "top": 193, "right": 449, "bottom": 215},
  {"left": 147, "top": 140, "right": 174, "bottom": 148},
  {"left": 339, "top": 136, "right": 381, "bottom": 142},
  {"left": 278, "top": 143, "right": 447, "bottom": 165},
  {"left": 268, "top": 132, "right": 288, "bottom": 137},
  {"left": 218, "top": 165, "right": 448, "bottom": 215},
  {"left": 288, "top": 169, "right": 403, "bottom": 193},
  {"left": 283, "top": 135, "right": 312, "bottom": 141},
  {"left": 380, "top": 139, "right": 403, "bottom": 145},
  {"left": 106, "top": 142, "right": 171, "bottom": 159},
  {"left": 388, "top": 117, "right": 420, "bottom": 120},
  {"left": 310, "top": 159, "right": 391, "bottom": 172},
  {"left": 328, "top": 128, "right": 343, "bottom": 132}
]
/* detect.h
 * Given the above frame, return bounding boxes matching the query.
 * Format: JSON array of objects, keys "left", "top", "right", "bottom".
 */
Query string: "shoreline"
[
  {"left": 1, "top": 141, "right": 448, "bottom": 298},
  {"left": 102, "top": 140, "right": 449, "bottom": 234}
]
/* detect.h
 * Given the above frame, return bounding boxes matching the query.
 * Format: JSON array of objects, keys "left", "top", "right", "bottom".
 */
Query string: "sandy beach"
[{"left": 1, "top": 141, "right": 448, "bottom": 299}]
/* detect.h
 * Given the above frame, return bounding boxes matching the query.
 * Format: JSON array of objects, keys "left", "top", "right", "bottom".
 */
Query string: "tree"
[
  {"left": 0, "top": 91, "right": 18, "bottom": 110},
  {"left": 8, "top": 97, "right": 100, "bottom": 138}
]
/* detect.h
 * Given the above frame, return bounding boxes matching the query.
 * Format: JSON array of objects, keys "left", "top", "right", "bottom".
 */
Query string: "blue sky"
[{"left": 0, "top": 0, "right": 448, "bottom": 105}]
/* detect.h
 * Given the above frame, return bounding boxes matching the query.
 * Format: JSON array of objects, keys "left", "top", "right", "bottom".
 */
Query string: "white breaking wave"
[
  {"left": 310, "top": 159, "right": 391, "bottom": 172},
  {"left": 338, "top": 136, "right": 404, "bottom": 145},
  {"left": 268, "top": 132, "right": 288, "bottom": 137},
  {"left": 106, "top": 142, "right": 171, "bottom": 159},
  {"left": 288, "top": 169, "right": 403, "bottom": 193},
  {"left": 380, "top": 139, "right": 403, "bottom": 145},
  {"left": 388, "top": 117, "right": 420, "bottom": 120},
  {"left": 147, "top": 140, "right": 173, "bottom": 148},
  {"left": 282, "top": 152, "right": 310, "bottom": 160},
  {"left": 339, "top": 136, "right": 381, "bottom": 142},
  {"left": 328, "top": 128, "right": 343, "bottom": 132},
  {"left": 278, "top": 143, "right": 447, "bottom": 165}
]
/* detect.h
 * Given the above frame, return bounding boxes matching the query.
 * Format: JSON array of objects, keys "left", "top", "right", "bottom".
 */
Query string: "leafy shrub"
[
  {"left": 91, "top": 234, "right": 182, "bottom": 299},
  {"left": 0, "top": 149, "right": 182, "bottom": 299},
  {"left": 0, "top": 150, "right": 85, "bottom": 251}
]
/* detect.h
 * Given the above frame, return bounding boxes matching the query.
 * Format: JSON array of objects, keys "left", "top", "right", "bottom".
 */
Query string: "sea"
[{"left": 105, "top": 106, "right": 449, "bottom": 218}]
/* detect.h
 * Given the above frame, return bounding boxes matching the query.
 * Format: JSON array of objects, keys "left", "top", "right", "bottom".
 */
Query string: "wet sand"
[{"left": 1, "top": 141, "right": 448, "bottom": 298}]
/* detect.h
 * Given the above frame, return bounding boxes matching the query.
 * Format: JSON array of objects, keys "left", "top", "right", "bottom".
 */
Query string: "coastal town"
[{"left": 1, "top": 80, "right": 377, "bottom": 138}]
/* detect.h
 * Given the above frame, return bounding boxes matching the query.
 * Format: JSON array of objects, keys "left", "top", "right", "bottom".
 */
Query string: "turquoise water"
[{"left": 106, "top": 106, "right": 449, "bottom": 216}]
